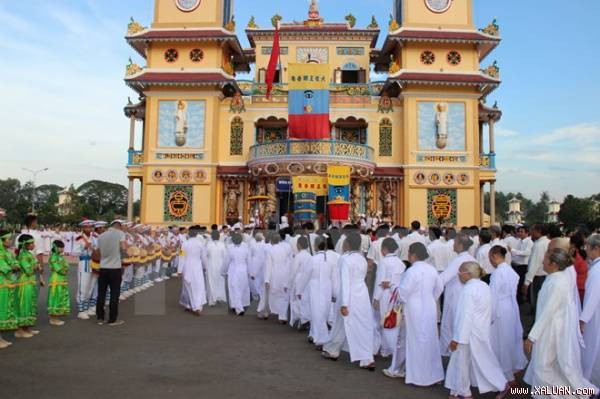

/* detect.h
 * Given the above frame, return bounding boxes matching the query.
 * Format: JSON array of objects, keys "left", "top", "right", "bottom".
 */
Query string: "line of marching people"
[{"left": 176, "top": 221, "right": 600, "bottom": 399}]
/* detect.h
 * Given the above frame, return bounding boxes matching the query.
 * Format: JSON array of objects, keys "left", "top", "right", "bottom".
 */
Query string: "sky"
[{"left": 0, "top": 0, "right": 599, "bottom": 201}]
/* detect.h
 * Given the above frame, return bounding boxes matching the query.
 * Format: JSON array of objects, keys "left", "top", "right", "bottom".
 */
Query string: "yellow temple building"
[{"left": 124, "top": 0, "right": 502, "bottom": 227}]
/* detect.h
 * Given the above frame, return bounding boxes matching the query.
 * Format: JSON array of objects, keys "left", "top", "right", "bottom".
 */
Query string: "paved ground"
[{"left": 1, "top": 264, "right": 526, "bottom": 399}]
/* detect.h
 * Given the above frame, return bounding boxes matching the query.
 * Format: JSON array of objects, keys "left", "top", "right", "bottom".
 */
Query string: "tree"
[
  {"left": 559, "top": 195, "right": 599, "bottom": 231},
  {"left": 525, "top": 191, "right": 550, "bottom": 226},
  {"left": 77, "top": 180, "right": 127, "bottom": 220},
  {"left": 34, "top": 184, "right": 62, "bottom": 226}
]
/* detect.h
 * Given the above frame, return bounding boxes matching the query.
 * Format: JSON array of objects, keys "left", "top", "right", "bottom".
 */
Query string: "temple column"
[
  {"left": 489, "top": 119, "right": 496, "bottom": 154},
  {"left": 478, "top": 121, "right": 484, "bottom": 154},
  {"left": 490, "top": 181, "right": 496, "bottom": 225},
  {"left": 128, "top": 115, "right": 136, "bottom": 149},
  {"left": 480, "top": 183, "right": 485, "bottom": 226},
  {"left": 127, "top": 177, "right": 134, "bottom": 221}
]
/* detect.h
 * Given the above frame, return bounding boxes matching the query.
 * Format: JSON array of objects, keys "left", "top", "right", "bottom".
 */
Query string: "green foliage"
[{"left": 559, "top": 195, "right": 600, "bottom": 230}]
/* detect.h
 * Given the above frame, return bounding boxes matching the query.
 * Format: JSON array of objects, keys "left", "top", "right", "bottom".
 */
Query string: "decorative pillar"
[
  {"left": 489, "top": 119, "right": 495, "bottom": 154},
  {"left": 490, "top": 181, "right": 496, "bottom": 225},
  {"left": 128, "top": 115, "right": 136, "bottom": 149},
  {"left": 478, "top": 121, "right": 484, "bottom": 154},
  {"left": 480, "top": 183, "right": 485, "bottom": 226},
  {"left": 127, "top": 177, "right": 134, "bottom": 221}
]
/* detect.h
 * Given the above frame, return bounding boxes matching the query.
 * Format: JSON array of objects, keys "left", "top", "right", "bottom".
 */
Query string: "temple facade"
[{"left": 124, "top": 0, "right": 501, "bottom": 227}]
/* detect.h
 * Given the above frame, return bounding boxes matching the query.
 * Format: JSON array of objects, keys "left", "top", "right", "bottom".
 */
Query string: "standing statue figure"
[
  {"left": 225, "top": 180, "right": 242, "bottom": 224},
  {"left": 380, "top": 181, "right": 396, "bottom": 219},
  {"left": 175, "top": 100, "right": 188, "bottom": 147},
  {"left": 308, "top": 0, "right": 320, "bottom": 19},
  {"left": 435, "top": 102, "right": 448, "bottom": 149},
  {"left": 266, "top": 179, "right": 277, "bottom": 214}
]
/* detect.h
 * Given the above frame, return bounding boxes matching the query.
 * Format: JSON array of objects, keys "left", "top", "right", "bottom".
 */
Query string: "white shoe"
[
  {"left": 77, "top": 311, "right": 90, "bottom": 320},
  {"left": 119, "top": 295, "right": 126, "bottom": 301},
  {"left": 163, "top": 276, "right": 170, "bottom": 280},
  {"left": 382, "top": 369, "right": 405, "bottom": 379},
  {"left": 87, "top": 308, "right": 96, "bottom": 316}
]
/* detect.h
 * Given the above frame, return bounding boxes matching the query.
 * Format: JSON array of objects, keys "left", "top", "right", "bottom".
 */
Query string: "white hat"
[
  {"left": 79, "top": 220, "right": 95, "bottom": 227},
  {"left": 94, "top": 221, "right": 107, "bottom": 228},
  {"left": 111, "top": 219, "right": 124, "bottom": 226}
]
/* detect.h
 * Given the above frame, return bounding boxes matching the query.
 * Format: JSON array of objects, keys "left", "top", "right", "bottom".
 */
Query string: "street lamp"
[{"left": 22, "top": 167, "right": 49, "bottom": 214}]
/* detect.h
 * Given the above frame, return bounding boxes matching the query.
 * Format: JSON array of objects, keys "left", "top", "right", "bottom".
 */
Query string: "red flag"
[{"left": 265, "top": 27, "right": 280, "bottom": 99}]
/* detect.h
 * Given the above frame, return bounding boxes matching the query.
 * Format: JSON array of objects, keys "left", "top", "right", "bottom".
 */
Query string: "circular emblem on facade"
[
  {"left": 265, "top": 163, "right": 280, "bottom": 175},
  {"left": 431, "top": 193, "right": 453, "bottom": 220},
  {"left": 152, "top": 169, "right": 164, "bottom": 182},
  {"left": 164, "top": 48, "right": 178, "bottom": 63},
  {"left": 193, "top": 169, "right": 207, "bottom": 182},
  {"left": 447, "top": 50, "right": 462, "bottom": 66},
  {"left": 457, "top": 173, "right": 470, "bottom": 185},
  {"left": 414, "top": 171, "right": 426, "bottom": 185},
  {"left": 429, "top": 172, "right": 441, "bottom": 185},
  {"left": 287, "top": 163, "right": 305, "bottom": 175},
  {"left": 313, "top": 163, "right": 328, "bottom": 174},
  {"left": 180, "top": 170, "right": 192, "bottom": 183},
  {"left": 425, "top": 0, "right": 453, "bottom": 13},
  {"left": 175, "top": 0, "right": 201, "bottom": 12},
  {"left": 443, "top": 173, "right": 455, "bottom": 185},
  {"left": 168, "top": 190, "right": 190, "bottom": 218},
  {"left": 190, "top": 48, "right": 204, "bottom": 63},
  {"left": 166, "top": 169, "right": 178, "bottom": 183},
  {"left": 420, "top": 51, "right": 435, "bottom": 65}
]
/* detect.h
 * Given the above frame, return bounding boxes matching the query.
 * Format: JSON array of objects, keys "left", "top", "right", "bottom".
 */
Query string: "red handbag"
[{"left": 383, "top": 288, "right": 401, "bottom": 329}]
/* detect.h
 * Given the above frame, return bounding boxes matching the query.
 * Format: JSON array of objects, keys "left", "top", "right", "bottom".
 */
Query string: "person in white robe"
[
  {"left": 264, "top": 233, "right": 292, "bottom": 323},
  {"left": 384, "top": 242, "right": 445, "bottom": 385},
  {"left": 296, "top": 236, "right": 338, "bottom": 347},
  {"left": 289, "top": 236, "right": 313, "bottom": 328},
  {"left": 322, "top": 233, "right": 375, "bottom": 370},
  {"left": 249, "top": 233, "right": 267, "bottom": 302},
  {"left": 367, "top": 226, "right": 388, "bottom": 356},
  {"left": 581, "top": 234, "right": 600, "bottom": 386},
  {"left": 445, "top": 261, "right": 509, "bottom": 399},
  {"left": 524, "top": 248, "right": 597, "bottom": 398},
  {"left": 476, "top": 229, "right": 494, "bottom": 276},
  {"left": 488, "top": 245, "right": 528, "bottom": 384},
  {"left": 221, "top": 233, "right": 251, "bottom": 315},
  {"left": 178, "top": 228, "right": 207, "bottom": 315},
  {"left": 375, "top": 238, "right": 405, "bottom": 358},
  {"left": 439, "top": 233, "right": 476, "bottom": 356},
  {"left": 427, "top": 226, "right": 453, "bottom": 273},
  {"left": 205, "top": 230, "right": 227, "bottom": 306},
  {"left": 256, "top": 233, "right": 273, "bottom": 320}
]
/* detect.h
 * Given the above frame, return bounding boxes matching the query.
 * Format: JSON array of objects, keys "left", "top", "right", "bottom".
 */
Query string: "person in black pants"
[{"left": 95, "top": 220, "right": 128, "bottom": 326}]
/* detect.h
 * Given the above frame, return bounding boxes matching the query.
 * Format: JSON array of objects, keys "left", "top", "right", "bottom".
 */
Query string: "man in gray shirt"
[{"left": 96, "top": 220, "right": 128, "bottom": 326}]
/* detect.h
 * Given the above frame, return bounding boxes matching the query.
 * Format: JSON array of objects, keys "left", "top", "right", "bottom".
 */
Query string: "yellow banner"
[
  {"left": 288, "top": 63, "right": 331, "bottom": 90},
  {"left": 292, "top": 176, "right": 328, "bottom": 196},
  {"left": 327, "top": 165, "right": 351, "bottom": 186}
]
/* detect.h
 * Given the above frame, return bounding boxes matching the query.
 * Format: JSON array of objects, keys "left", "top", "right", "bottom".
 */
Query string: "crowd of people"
[{"left": 1, "top": 213, "right": 599, "bottom": 399}]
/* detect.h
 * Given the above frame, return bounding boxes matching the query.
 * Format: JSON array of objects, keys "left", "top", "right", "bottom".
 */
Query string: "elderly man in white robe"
[
  {"left": 524, "top": 247, "right": 597, "bottom": 398},
  {"left": 205, "top": 230, "right": 227, "bottom": 306},
  {"left": 488, "top": 245, "right": 528, "bottom": 385},
  {"left": 383, "top": 242, "right": 445, "bottom": 386},
  {"left": 289, "top": 236, "right": 313, "bottom": 329},
  {"left": 296, "top": 236, "right": 338, "bottom": 348},
  {"left": 367, "top": 225, "right": 389, "bottom": 356},
  {"left": 374, "top": 237, "right": 405, "bottom": 358},
  {"left": 249, "top": 232, "right": 268, "bottom": 302},
  {"left": 179, "top": 227, "right": 207, "bottom": 316},
  {"left": 322, "top": 233, "right": 375, "bottom": 371},
  {"left": 221, "top": 233, "right": 251, "bottom": 316},
  {"left": 582, "top": 234, "right": 600, "bottom": 387},
  {"left": 439, "top": 232, "right": 476, "bottom": 356},
  {"left": 445, "top": 261, "right": 509, "bottom": 399},
  {"left": 264, "top": 233, "right": 293, "bottom": 324}
]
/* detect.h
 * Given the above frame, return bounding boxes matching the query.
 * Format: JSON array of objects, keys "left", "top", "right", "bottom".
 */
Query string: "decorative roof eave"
[
  {"left": 126, "top": 28, "right": 247, "bottom": 59},
  {"left": 384, "top": 72, "right": 500, "bottom": 97},
  {"left": 378, "top": 28, "right": 500, "bottom": 62},
  {"left": 479, "top": 102, "right": 503, "bottom": 122},
  {"left": 245, "top": 27, "right": 380, "bottom": 48},
  {"left": 125, "top": 71, "right": 239, "bottom": 96},
  {"left": 123, "top": 98, "right": 146, "bottom": 120}
]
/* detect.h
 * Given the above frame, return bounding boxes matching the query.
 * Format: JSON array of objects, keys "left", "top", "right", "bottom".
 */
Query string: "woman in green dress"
[
  {"left": 47, "top": 240, "right": 70, "bottom": 326},
  {"left": 0, "top": 230, "right": 18, "bottom": 349},
  {"left": 15, "top": 234, "right": 43, "bottom": 339}
]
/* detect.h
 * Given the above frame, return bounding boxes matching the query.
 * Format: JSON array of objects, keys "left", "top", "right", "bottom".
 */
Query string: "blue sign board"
[{"left": 276, "top": 177, "right": 292, "bottom": 192}]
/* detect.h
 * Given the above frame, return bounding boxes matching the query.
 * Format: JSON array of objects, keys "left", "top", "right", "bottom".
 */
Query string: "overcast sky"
[{"left": 0, "top": 0, "right": 598, "bottom": 201}]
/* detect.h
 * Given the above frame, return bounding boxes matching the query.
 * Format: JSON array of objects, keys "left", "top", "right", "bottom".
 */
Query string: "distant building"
[
  {"left": 507, "top": 197, "right": 523, "bottom": 225},
  {"left": 547, "top": 200, "right": 561, "bottom": 223},
  {"left": 57, "top": 187, "right": 77, "bottom": 217}
]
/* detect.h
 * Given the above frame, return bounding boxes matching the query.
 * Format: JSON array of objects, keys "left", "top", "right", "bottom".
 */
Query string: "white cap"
[
  {"left": 94, "top": 221, "right": 107, "bottom": 228},
  {"left": 80, "top": 220, "right": 95, "bottom": 227}
]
